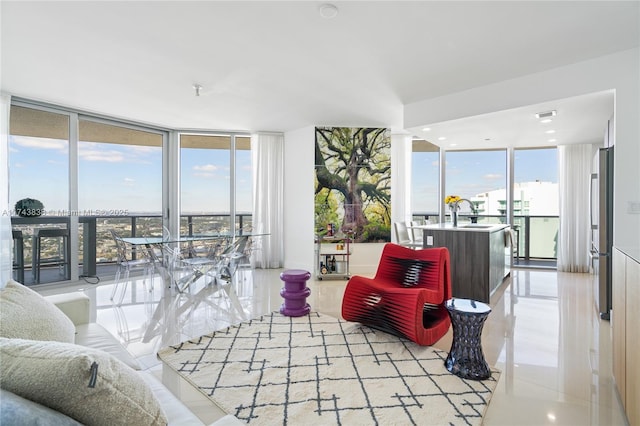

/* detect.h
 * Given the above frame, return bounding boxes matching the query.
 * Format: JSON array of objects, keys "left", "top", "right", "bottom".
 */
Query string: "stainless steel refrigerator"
[{"left": 590, "top": 146, "right": 614, "bottom": 320}]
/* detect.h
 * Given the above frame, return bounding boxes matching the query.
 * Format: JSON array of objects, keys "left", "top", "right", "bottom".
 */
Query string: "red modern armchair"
[{"left": 341, "top": 243, "right": 452, "bottom": 346}]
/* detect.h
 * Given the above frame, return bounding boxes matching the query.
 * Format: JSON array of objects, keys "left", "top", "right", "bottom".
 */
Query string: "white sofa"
[{"left": 0, "top": 280, "right": 242, "bottom": 426}]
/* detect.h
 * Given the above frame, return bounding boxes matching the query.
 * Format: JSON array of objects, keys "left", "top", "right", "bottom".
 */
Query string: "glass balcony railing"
[
  {"left": 412, "top": 213, "right": 559, "bottom": 265},
  {"left": 12, "top": 213, "right": 253, "bottom": 285}
]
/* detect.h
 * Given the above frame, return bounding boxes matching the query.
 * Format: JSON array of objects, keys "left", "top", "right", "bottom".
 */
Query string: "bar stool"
[
  {"left": 32, "top": 228, "right": 71, "bottom": 283},
  {"left": 12, "top": 230, "right": 25, "bottom": 283}
]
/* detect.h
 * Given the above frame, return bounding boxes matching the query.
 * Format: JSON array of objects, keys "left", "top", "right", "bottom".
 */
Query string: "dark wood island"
[{"left": 417, "top": 223, "right": 511, "bottom": 303}]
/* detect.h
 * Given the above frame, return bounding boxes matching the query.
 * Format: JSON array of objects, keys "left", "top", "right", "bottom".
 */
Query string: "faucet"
[{"left": 452, "top": 199, "right": 477, "bottom": 227}]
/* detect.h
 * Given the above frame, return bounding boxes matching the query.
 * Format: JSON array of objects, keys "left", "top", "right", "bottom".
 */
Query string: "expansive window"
[
  {"left": 9, "top": 105, "right": 71, "bottom": 284},
  {"left": 78, "top": 118, "right": 164, "bottom": 265},
  {"left": 411, "top": 144, "right": 558, "bottom": 265},
  {"left": 179, "top": 133, "right": 251, "bottom": 236},
  {"left": 9, "top": 100, "right": 253, "bottom": 286},
  {"left": 514, "top": 147, "right": 558, "bottom": 259},
  {"left": 411, "top": 139, "right": 440, "bottom": 221}
]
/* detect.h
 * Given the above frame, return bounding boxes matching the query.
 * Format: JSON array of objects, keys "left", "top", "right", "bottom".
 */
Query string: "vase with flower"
[{"left": 445, "top": 195, "right": 461, "bottom": 227}]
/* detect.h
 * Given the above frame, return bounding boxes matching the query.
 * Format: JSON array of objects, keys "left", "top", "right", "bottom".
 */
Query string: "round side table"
[{"left": 444, "top": 298, "right": 492, "bottom": 380}]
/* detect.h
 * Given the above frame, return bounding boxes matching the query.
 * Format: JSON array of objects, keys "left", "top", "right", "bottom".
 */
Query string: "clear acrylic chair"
[
  {"left": 212, "top": 236, "right": 252, "bottom": 283},
  {"left": 161, "top": 243, "right": 219, "bottom": 293},
  {"left": 110, "top": 230, "right": 156, "bottom": 304},
  {"left": 409, "top": 221, "right": 425, "bottom": 246},
  {"left": 393, "top": 222, "right": 422, "bottom": 249}
]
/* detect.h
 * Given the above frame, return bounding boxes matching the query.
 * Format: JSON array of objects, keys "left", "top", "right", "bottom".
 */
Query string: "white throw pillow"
[
  {"left": 0, "top": 337, "right": 168, "bottom": 426},
  {"left": 0, "top": 280, "right": 75, "bottom": 343}
]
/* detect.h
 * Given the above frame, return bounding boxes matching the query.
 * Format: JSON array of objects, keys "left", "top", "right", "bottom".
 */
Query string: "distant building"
[
  {"left": 471, "top": 181, "right": 558, "bottom": 216},
  {"left": 469, "top": 181, "right": 559, "bottom": 259}
]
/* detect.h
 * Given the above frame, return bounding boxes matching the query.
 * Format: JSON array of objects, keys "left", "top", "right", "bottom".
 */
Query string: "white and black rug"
[{"left": 158, "top": 311, "right": 499, "bottom": 425}]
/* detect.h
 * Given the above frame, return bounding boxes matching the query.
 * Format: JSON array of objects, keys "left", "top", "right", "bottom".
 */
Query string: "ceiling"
[{"left": 1, "top": 1, "right": 638, "bottom": 149}]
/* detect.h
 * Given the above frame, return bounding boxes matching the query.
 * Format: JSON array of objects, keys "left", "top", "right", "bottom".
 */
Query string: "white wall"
[
  {"left": 283, "top": 126, "right": 387, "bottom": 273},
  {"left": 405, "top": 48, "right": 640, "bottom": 262},
  {"left": 283, "top": 126, "right": 316, "bottom": 271},
  {"left": 390, "top": 132, "right": 412, "bottom": 242}
]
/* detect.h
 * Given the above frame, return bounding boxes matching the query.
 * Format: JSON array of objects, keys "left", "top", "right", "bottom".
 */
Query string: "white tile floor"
[{"left": 37, "top": 267, "right": 628, "bottom": 425}]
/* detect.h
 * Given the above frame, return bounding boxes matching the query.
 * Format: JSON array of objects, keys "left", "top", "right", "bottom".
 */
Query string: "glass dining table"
[{"left": 120, "top": 233, "right": 264, "bottom": 292}]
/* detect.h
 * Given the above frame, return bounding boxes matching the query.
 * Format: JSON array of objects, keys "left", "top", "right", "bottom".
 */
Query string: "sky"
[
  {"left": 412, "top": 148, "right": 558, "bottom": 213},
  {"left": 8, "top": 136, "right": 252, "bottom": 214},
  {"left": 9, "top": 134, "right": 556, "bottom": 216}
]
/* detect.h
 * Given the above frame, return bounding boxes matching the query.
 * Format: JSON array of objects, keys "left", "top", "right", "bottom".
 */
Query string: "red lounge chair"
[{"left": 342, "top": 243, "right": 452, "bottom": 346}]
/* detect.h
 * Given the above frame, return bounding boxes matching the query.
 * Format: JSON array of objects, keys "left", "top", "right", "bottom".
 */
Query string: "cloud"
[
  {"left": 194, "top": 172, "right": 216, "bottom": 178},
  {"left": 78, "top": 142, "right": 161, "bottom": 163},
  {"left": 123, "top": 177, "right": 135, "bottom": 187},
  {"left": 483, "top": 173, "right": 503, "bottom": 180},
  {"left": 11, "top": 136, "right": 67, "bottom": 151},
  {"left": 80, "top": 148, "right": 126, "bottom": 162},
  {"left": 193, "top": 164, "right": 218, "bottom": 172}
]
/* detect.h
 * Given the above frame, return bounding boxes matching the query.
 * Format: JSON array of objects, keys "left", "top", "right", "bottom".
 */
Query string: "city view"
[{"left": 9, "top": 106, "right": 559, "bottom": 283}]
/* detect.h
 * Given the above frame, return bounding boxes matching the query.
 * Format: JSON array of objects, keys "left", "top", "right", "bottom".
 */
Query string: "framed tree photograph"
[{"left": 314, "top": 127, "right": 391, "bottom": 243}]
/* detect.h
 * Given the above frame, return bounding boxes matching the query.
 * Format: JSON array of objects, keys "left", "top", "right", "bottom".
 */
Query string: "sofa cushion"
[
  {"left": 75, "top": 323, "right": 141, "bottom": 370},
  {"left": 0, "top": 280, "right": 75, "bottom": 343},
  {"left": 0, "top": 388, "right": 83, "bottom": 426},
  {"left": 138, "top": 370, "right": 206, "bottom": 426},
  {"left": 0, "top": 337, "right": 167, "bottom": 426}
]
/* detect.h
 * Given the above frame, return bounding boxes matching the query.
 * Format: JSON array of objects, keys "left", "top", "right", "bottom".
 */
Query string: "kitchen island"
[{"left": 416, "top": 223, "right": 511, "bottom": 303}]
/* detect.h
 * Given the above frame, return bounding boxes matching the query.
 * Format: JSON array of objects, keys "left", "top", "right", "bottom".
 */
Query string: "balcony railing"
[
  {"left": 12, "top": 213, "right": 252, "bottom": 285},
  {"left": 12, "top": 211, "right": 557, "bottom": 285},
  {"left": 412, "top": 213, "right": 559, "bottom": 263}
]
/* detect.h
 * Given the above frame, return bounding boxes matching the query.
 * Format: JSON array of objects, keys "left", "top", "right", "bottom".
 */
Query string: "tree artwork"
[{"left": 315, "top": 127, "right": 391, "bottom": 243}]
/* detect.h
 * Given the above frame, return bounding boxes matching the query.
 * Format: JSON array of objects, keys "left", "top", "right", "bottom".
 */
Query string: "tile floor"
[{"left": 36, "top": 267, "right": 628, "bottom": 425}]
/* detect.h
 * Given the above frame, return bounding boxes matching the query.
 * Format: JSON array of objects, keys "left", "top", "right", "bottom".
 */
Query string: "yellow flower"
[{"left": 445, "top": 195, "right": 461, "bottom": 205}]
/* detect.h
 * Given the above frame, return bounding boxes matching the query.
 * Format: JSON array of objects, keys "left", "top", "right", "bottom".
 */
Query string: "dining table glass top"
[{"left": 120, "top": 233, "right": 267, "bottom": 245}]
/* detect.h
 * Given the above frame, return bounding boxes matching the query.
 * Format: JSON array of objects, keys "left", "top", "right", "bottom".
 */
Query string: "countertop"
[{"left": 413, "top": 223, "right": 509, "bottom": 232}]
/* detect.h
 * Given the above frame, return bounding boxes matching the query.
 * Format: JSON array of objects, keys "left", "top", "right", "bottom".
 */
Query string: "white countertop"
[{"left": 413, "top": 223, "right": 509, "bottom": 232}]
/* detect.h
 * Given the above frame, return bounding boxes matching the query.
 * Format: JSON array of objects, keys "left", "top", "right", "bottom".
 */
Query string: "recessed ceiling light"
[
  {"left": 535, "top": 110, "right": 557, "bottom": 119},
  {"left": 540, "top": 118, "right": 553, "bottom": 124},
  {"left": 548, "top": 138, "right": 557, "bottom": 143},
  {"left": 319, "top": 3, "right": 339, "bottom": 19},
  {"left": 422, "top": 127, "right": 431, "bottom": 132},
  {"left": 438, "top": 136, "right": 446, "bottom": 141},
  {"left": 449, "top": 143, "right": 458, "bottom": 147},
  {"left": 545, "top": 129, "right": 556, "bottom": 134}
]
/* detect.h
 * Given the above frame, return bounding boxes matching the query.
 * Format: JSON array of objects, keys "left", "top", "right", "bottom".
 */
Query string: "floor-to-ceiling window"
[
  {"left": 179, "top": 133, "right": 251, "bottom": 236},
  {"left": 411, "top": 139, "right": 440, "bottom": 222},
  {"left": 410, "top": 144, "right": 558, "bottom": 266},
  {"left": 514, "top": 147, "right": 558, "bottom": 261},
  {"left": 9, "top": 105, "right": 71, "bottom": 284},
  {"left": 78, "top": 118, "right": 164, "bottom": 268},
  {"left": 9, "top": 100, "right": 253, "bottom": 286}
]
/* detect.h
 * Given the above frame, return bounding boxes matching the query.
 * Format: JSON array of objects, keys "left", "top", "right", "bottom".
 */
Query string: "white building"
[{"left": 472, "top": 181, "right": 558, "bottom": 216}]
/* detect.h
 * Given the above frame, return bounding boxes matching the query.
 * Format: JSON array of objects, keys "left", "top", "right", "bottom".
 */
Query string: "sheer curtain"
[
  {"left": 251, "top": 132, "right": 284, "bottom": 268},
  {"left": 1, "top": 94, "right": 12, "bottom": 286},
  {"left": 557, "top": 143, "right": 596, "bottom": 272}
]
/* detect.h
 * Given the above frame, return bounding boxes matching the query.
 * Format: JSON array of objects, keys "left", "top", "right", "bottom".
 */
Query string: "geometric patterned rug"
[{"left": 157, "top": 311, "right": 500, "bottom": 425}]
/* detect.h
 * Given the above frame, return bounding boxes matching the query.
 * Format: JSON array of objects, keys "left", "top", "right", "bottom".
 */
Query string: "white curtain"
[
  {"left": 1, "top": 94, "right": 12, "bottom": 286},
  {"left": 557, "top": 143, "right": 595, "bottom": 272},
  {"left": 251, "top": 132, "right": 284, "bottom": 268}
]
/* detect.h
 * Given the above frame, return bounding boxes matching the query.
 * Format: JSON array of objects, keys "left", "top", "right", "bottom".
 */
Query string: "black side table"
[{"left": 444, "top": 298, "right": 492, "bottom": 380}]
